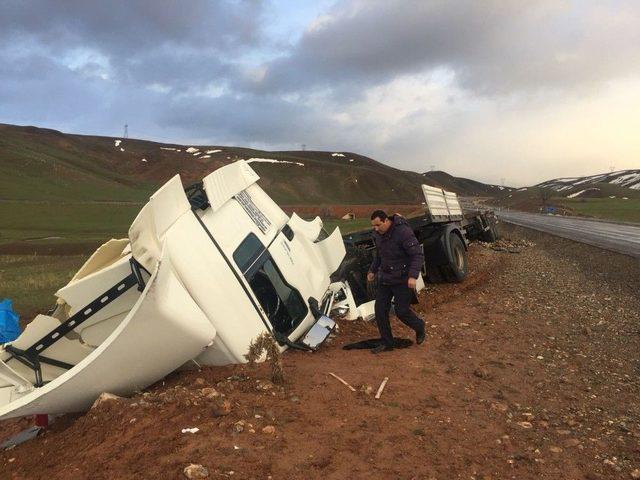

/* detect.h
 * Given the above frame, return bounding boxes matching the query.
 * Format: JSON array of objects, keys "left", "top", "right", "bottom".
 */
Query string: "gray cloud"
[
  {"left": 254, "top": 0, "right": 640, "bottom": 96},
  {"left": 0, "top": 0, "right": 264, "bottom": 56}
]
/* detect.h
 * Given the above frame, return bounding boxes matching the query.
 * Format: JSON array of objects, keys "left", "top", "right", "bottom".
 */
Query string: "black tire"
[
  {"left": 490, "top": 222, "right": 500, "bottom": 240},
  {"left": 346, "top": 269, "right": 369, "bottom": 305},
  {"left": 442, "top": 233, "right": 468, "bottom": 283},
  {"left": 481, "top": 224, "right": 497, "bottom": 242},
  {"left": 424, "top": 263, "right": 446, "bottom": 283}
]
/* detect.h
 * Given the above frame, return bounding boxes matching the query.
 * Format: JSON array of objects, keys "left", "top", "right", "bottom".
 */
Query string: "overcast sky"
[{"left": 1, "top": 0, "right": 639, "bottom": 186}]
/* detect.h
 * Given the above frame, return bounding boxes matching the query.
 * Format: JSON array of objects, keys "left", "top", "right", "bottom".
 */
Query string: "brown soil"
[{"left": 1, "top": 224, "right": 639, "bottom": 479}]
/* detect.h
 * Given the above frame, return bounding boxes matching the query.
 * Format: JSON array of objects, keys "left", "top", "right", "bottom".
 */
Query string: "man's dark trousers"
[{"left": 375, "top": 283, "right": 425, "bottom": 347}]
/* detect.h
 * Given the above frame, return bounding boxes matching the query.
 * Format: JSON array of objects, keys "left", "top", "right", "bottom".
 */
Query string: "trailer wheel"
[
  {"left": 480, "top": 224, "right": 497, "bottom": 242},
  {"left": 490, "top": 222, "right": 500, "bottom": 240},
  {"left": 443, "top": 233, "right": 468, "bottom": 283},
  {"left": 424, "top": 264, "right": 446, "bottom": 283},
  {"left": 480, "top": 218, "right": 499, "bottom": 242}
]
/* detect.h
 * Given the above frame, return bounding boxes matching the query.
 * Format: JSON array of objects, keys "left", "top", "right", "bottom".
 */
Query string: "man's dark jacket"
[{"left": 369, "top": 215, "right": 424, "bottom": 285}]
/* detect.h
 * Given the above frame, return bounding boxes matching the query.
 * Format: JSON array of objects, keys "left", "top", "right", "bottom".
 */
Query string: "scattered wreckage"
[{"left": 0, "top": 161, "right": 498, "bottom": 419}]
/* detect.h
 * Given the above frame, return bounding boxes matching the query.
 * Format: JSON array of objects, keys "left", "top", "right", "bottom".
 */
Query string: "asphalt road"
[{"left": 497, "top": 211, "right": 640, "bottom": 258}]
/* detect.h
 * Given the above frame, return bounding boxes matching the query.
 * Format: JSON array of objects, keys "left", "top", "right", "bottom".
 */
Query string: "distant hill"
[
  {"left": 491, "top": 169, "right": 640, "bottom": 222},
  {"left": 0, "top": 123, "right": 495, "bottom": 205},
  {"left": 536, "top": 170, "right": 640, "bottom": 198},
  {"left": 422, "top": 170, "right": 513, "bottom": 197}
]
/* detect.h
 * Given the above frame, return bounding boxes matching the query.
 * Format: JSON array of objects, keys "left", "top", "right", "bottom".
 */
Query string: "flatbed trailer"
[{"left": 334, "top": 185, "right": 499, "bottom": 304}]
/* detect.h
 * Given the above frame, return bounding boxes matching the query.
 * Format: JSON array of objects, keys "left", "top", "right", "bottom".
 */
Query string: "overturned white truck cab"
[{"left": 0, "top": 161, "right": 347, "bottom": 419}]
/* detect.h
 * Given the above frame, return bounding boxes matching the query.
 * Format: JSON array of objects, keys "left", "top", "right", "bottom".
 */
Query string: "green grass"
[
  {"left": 322, "top": 218, "right": 373, "bottom": 234},
  {"left": 0, "top": 254, "right": 87, "bottom": 321},
  {"left": 0, "top": 201, "right": 143, "bottom": 242},
  {"left": 560, "top": 198, "right": 640, "bottom": 223},
  {"left": 0, "top": 147, "right": 154, "bottom": 203}
]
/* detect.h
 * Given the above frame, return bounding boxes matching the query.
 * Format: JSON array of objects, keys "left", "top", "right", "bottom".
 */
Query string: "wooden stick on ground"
[
  {"left": 328, "top": 372, "right": 356, "bottom": 392},
  {"left": 375, "top": 377, "right": 389, "bottom": 399}
]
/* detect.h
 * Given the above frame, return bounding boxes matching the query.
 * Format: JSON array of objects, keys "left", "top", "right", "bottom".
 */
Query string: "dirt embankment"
[{"left": 1, "top": 224, "right": 639, "bottom": 479}]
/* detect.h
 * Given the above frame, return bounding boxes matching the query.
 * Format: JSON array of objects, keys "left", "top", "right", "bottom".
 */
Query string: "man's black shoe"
[
  {"left": 416, "top": 330, "right": 426, "bottom": 345},
  {"left": 371, "top": 344, "right": 394, "bottom": 354}
]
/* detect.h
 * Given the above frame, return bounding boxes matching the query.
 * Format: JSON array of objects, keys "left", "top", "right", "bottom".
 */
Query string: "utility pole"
[
  {"left": 124, "top": 123, "right": 129, "bottom": 139},
  {"left": 301, "top": 144, "right": 306, "bottom": 151}
]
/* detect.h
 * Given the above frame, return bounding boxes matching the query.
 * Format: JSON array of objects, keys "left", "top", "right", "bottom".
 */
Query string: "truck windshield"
[{"left": 233, "top": 233, "right": 308, "bottom": 335}]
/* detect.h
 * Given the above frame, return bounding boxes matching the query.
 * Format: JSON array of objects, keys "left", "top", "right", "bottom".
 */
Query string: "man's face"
[{"left": 371, "top": 217, "right": 391, "bottom": 234}]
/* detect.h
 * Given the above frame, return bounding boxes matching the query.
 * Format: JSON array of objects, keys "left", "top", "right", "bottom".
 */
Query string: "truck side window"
[
  {"left": 234, "top": 234, "right": 308, "bottom": 335},
  {"left": 233, "top": 233, "right": 265, "bottom": 274}
]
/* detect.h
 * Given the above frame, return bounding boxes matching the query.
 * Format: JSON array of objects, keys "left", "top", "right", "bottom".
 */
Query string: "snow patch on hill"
[
  {"left": 246, "top": 158, "right": 304, "bottom": 167},
  {"left": 567, "top": 188, "right": 600, "bottom": 198},
  {"left": 538, "top": 169, "right": 640, "bottom": 193}
]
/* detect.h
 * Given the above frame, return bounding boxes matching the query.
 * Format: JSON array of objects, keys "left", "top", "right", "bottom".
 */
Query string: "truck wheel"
[
  {"left": 481, "top": 224, "right": 497, "bottom": 242},
  {"left": 346, "top": 269, "right": 369, "bottom": 305},
  {"left": 490, "top": 222, "right": 500, "bottom": 240},
  {"left": 443, "top": 233, "right": 468, "bottom": 283},
  {"left": 424, "top": 264, "right": 445, "bottom": 283}
]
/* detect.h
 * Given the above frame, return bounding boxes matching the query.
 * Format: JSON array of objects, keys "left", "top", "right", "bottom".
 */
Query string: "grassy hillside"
[
  {"left": 0, "top": 125, "right": 156, "bottom": 202},
  {"left": 1, "top": 123, "right": 502, "bottom": 245},
  {"left": 559, "top": 197, "right": 640, "bottom": 223},
  {"left": 0, "top": 124, "right": 431, "bottom": 205}
]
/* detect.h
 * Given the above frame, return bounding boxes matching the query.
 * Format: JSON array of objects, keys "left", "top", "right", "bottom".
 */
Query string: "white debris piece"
[
  {"left": 160, "top": 147, "right": 177, "bottom": 151},
  {"left": 517, "top": 188, "right": 528, "bottom": 192},
  {"left": 609, "top": 195, "right": 616, "bottom": 198},
  {"left": 246, "top": 158, "right": 304, "bottom": 167},
  {"left": 181, "top": 427, "right": 200, "bottom": 434},
  {"left": 114, "top": 140, "right": 122, "bottom": 147},
  {"left": 120, "top": 148, "right": 125, "bottom": 152},
  {"left": 200, "top": 155, "right": 211, "bottom": 159},
  {"left": 498, "top": 186, "right": 504, "bottom": 190},
  {"left": 349, "top": 159, "right": 354, "bottom": 162},
  {"left": 206, "top": 150, "right": 222, "bottom": 154},
  {"left": 141, "top": 158, "right": 147, "bottom": 162},
  {"left": 331, "top": 153, "right": 345, "bottom": 157},
  {"left": 623, "top": 197, "right": 629, "bottom": 200},
  {"left": 186, "top": 147, "right": 200, "bottom": 154}
]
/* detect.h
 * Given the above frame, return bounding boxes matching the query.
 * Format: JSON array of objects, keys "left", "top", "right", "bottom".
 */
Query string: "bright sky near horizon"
[{"left": 1, "top": 0, "right": 639, "bottom": 186}]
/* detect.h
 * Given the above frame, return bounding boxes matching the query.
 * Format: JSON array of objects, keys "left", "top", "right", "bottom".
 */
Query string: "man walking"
[{"left": 367, "top": 210, "right": 426, "bottom": 353}]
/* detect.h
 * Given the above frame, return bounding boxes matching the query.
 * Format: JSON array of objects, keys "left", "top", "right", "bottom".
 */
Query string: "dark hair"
[{"left": 370, "top": 210, "right": 388, "bottom": 221}]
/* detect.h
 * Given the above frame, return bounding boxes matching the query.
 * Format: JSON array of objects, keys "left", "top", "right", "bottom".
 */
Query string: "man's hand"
[
  {"left": 407, "top": 277, "right": 417, "bottom": 289},
  {"left": 367, "top": 272, "right": 375, "bottom": 283}
]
